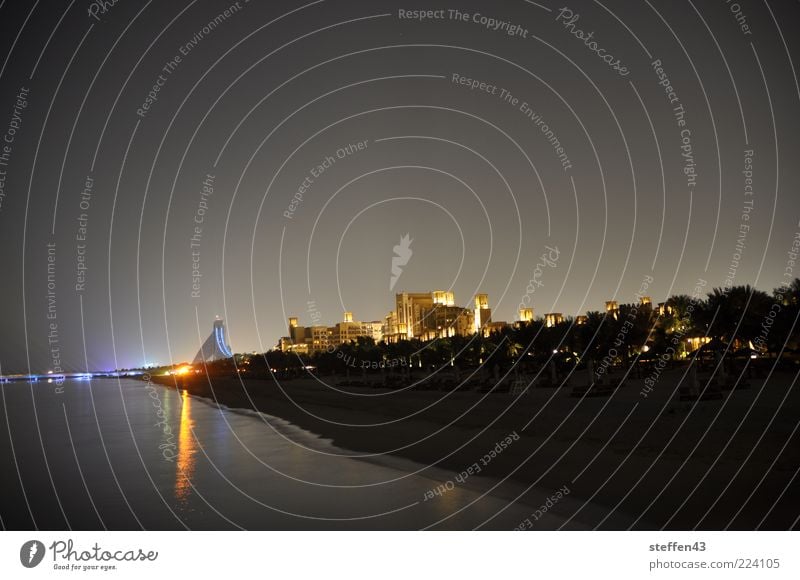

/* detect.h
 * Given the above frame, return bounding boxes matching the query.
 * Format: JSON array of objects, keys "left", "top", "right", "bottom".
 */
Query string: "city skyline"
[{"left": 7, "top": 268, "right": 800, "bottom": 374}]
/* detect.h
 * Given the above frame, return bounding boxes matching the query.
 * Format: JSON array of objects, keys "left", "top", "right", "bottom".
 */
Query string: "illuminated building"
[
  {"left": 193, "top": 318, "right": 234, "bottom": 363},
  {"left": 391, "top": 291, "right": 484, "bottom": 341},
  {"left": 374, "top": 291, "right": 491, "bottom": 342},
  {"left": 277, "top": 290, "right": 686, "bottom": 352},
  {"left": 483, "top": 321, "right": 508, "bottom": 336},
  {"left": 396, "top": 292, "right": 436, "bottom": 339},
  {"left": 335, "top": 319, "right": 366, "bottom": 344},
  {"left": 284, "top": 317, "right": 310, "bottom": 353},
  {"left": 428, "top": 304, "right": 474, "bottom": 340},
  {"left": 432, "top": 290, "right": 455, "bottom": 306},
  {"left": 545, "top": 313, "right": 563, "bottom": 328},
  {"left": 311, "top": 326, "right": 333, "bottom": 352},
  {"left": 276, "top": 291, "right": 708, "bottom": 353},
  {"left": 473, "top": 293, "right": 492, "bottom": 333},
  {"left": 382, "top": 310, "right": 402, "bottom": 341},
  {"left": 280, "top": 312, "right": 383, "bottom": 353},
  {"left": 334, "top": 315, "right": 382, "bottom": 344},
  {"left": 364, "top": 321, "right": 384, "bottom": 342}
]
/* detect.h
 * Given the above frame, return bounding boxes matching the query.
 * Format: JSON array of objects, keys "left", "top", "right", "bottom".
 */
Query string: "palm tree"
[{"left": 704, "top": 285, "right": 771, "bottom": 344}]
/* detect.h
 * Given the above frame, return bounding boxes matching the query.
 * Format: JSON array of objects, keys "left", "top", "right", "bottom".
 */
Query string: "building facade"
[
  {"left": 385, "top": 291, "right": 490, "bottom": 342},
  {"left": 280, "top": 313, "right": 383, "bottom": 353},
  {"left": 281, "top": 291, "right": 496, "bottom": 351}
]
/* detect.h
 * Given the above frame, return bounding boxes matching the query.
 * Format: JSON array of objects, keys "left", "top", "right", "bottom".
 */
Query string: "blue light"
[{"left": 215, "top": 325, "right": 232, "bottom": 358}]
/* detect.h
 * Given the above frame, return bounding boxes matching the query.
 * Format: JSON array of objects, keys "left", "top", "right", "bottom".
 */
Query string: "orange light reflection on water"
[{"left": 175, "top": 389, "right": 197, "bottom": 502}]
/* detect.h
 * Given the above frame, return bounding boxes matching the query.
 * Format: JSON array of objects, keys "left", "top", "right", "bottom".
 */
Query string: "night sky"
[{"left": 0, "top": 0, "right": 798, "bottom": 373}]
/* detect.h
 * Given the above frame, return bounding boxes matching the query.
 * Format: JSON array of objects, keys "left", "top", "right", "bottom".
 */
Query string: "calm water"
[{"left": 0, "top": 378, "right": 570, "bottom": 530}]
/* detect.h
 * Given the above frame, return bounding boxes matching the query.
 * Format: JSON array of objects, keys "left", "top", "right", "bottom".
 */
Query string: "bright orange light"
[{"left": 175, "top": 365, "right": 193, "bottom": 376}]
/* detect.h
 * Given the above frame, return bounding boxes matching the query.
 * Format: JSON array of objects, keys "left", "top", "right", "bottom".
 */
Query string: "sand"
[{"left": 150, "top": 364, "right": 800, "bottom": 529}]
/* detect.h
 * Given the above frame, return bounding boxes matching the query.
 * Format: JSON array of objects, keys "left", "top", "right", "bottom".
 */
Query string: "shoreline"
[
  {"left": 184, "top": 388, "right": 608, "bottom": 529},
  {"left": 147, "top": 368, "right": 800, "bottom": 529}
]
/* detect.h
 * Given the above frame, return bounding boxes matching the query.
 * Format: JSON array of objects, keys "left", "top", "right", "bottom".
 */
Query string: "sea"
[{"left": 0, "top": 378, "right": 578, "bottom": 530}]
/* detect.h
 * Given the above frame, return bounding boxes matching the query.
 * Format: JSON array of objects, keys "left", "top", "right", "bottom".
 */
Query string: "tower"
[
  {"left": 473, "top": 293, "right": 491, "bottom": 333},
  {"left": 545, "top": 313, "right": 563, "bottom": 328}
]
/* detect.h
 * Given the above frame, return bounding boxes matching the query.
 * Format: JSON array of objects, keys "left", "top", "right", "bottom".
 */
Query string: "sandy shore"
[{"left": 150, "top": 365, "right": 800, "bottom": 529}]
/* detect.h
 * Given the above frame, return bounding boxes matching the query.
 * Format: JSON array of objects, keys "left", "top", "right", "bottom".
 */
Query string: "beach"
[{"left": 150, "top": 364, "right": 800, "bottom": 529}]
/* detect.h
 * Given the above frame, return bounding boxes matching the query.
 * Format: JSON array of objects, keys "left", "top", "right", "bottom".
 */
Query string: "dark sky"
[{"left": 0, "top": 0, "right": 798, "bottom": 373}]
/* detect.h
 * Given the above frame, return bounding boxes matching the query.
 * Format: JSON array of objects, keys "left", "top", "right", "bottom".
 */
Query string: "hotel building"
[
  {"left": 278, "top": 291, "right": 658, "bottom": 352},
  {"left": 384, "top": 291, "right": 488, "bottom": 342},
  {"left": 280, "top": 313, "right": 383, "bottom": 354},
  {"left": 281, "top": 290, "right": 498, "bottom": 351}
]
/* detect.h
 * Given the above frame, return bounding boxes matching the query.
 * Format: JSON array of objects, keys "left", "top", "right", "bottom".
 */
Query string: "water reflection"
[
  {"left": 175, "top": 389, "right": 197, "bottom": 502},
  {"left": 0, "top": 379, "right": 548, "bottom": 529}
]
